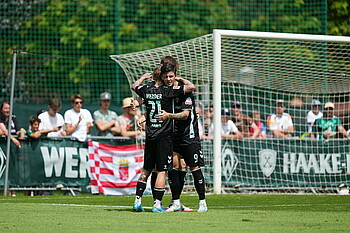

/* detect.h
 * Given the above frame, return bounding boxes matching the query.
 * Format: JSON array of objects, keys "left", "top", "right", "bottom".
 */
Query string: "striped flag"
[{"left": 88, "top": 141, "right": 144, "bottom": 195}]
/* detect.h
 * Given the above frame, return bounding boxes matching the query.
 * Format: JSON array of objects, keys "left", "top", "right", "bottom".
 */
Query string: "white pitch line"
[
  {"left": 0, "top": 202, "right": 153, "bottom": 209},
  {"left": 1, "top": 202, "right": 350, "bottom": 209},
  {"left": 213, "top": 203, "right": 350, "bottom": 208}
]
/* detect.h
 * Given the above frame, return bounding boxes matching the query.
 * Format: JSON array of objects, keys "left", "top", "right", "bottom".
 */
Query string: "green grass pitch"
[{"left": 0, "top": 192, "right": 349, "bottom": 232}]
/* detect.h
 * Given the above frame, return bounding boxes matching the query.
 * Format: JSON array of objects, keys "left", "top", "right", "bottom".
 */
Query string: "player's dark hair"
[
  {"left": 29, "top": 116, "right": 41, "bottom": 125},
  {"left": 161, "top": 56, "right": 179, "bottom": 70},
  {"left": 160, "top": 63, "right": 177, "bottom": 76},
  {"left": 153, "top": 66, "right": 161, "bottom": 81}
]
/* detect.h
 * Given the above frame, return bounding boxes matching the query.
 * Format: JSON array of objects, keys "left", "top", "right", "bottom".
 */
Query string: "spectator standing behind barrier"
[
  {"left": 307, "top": 99, "right": 323, "bottom": 134},
  {"left": 267, "top": 99, "right": 294, "bottom": 138},
  {"left": 231, "top": 101, "right": 260, "bottom": 138},
  {"left": 203, "top": 104, "right": 213, "bottom": 134},
  {"left": 208, "top": 108, "right": 243, "bottom": 139},
  {"left": 118, "top": 97, "right": 144, "bottom": 137},
  {"left": 250, "top": 110, "right": 266, "bottom": 138},
  {"left": 311, "top": 102, "right": 350, "bottom": 141},
  {"left": 195, "top": 101, "right": 211, "bottom": 139},
  {"left": 93, "top": 92, "right": 121, "bottom": 136},
  {"left": 27, "top": 116, "right": 61, "bottom": 139},
  {"left": 64, "top": 94, "right": 93, "bottom": 142},
  {"left": 0, "top": 101, "right": 23, "bottom": 196},
  {"left": 0, "top": 101, "right": 23, "bottom": 147},
  {"left": 38, "top": 99, "right": 66, "bottom": 137}
]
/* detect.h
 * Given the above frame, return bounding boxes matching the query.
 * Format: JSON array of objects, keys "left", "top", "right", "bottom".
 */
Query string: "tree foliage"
[
  {"left": 328, "top": 0, "right": 350, "bottom": 36},
  {"left": 1, "top": 0, "right": 349, "bottom": 103}
]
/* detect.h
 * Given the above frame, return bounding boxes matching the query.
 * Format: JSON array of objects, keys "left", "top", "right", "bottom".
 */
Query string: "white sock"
[
  {"left": 199, "top": 199, "right": 206, "bottom": 205},
  {"left": 135, "top": 196, "right": 142, "bottom": 204},
  {"left": 173, "top": 199, "right": 180, "bottom": 206},
  {"left": 154, "top": 199, "right": 161, "bottom": 208}
]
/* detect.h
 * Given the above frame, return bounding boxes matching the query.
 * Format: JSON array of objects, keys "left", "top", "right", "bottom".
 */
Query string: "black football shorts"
[
  {"left": 143, "top": 138, "right": 173, "bottom": 171},
  {"left": 173, "top": 140, "right": 204, "bottom": 167}
]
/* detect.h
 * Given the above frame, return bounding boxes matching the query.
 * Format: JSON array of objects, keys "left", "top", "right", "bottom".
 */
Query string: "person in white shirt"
[
  {"left": 267, "top": 99, "right": 294, "bottom": 138},
  {"left": 64, "top": 94, "right": 93, "bottom": 142},
  {"left": 38, "top": 99, "right": 66, "bottom": 137},
  {"left": 306, "top": 99, "right": 323, "bottom": 133},
  {"left": 208, "top": 108, "right": 243, "bottom": 139}
]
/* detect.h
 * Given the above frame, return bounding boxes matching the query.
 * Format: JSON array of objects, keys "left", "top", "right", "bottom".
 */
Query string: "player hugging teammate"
[{"left": 131, "top": 56, "right": 207, "bottom": 213}]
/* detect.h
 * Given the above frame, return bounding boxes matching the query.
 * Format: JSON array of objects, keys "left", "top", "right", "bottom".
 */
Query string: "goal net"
[{"left": 111, "top": 30, "right": 350, "bottom": 194}]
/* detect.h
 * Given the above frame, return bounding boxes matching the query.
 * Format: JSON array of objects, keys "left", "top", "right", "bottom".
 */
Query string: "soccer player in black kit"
[
  {"left": 154, "top": 65, "right": 208, "bottom": 212},
  {"left": 131, "top": 63, "right": 196, "bottom": 212}
]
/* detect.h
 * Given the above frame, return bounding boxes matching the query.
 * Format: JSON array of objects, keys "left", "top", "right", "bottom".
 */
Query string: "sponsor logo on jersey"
[
  {"left": 173, "top": 86, "right": 180, "bottom": 89},
  {"left": 185, "top": 97, "right": 192, "bottom": 105},
  {"left": 146, "top": 93, "right": 162, "bottom": 99}
]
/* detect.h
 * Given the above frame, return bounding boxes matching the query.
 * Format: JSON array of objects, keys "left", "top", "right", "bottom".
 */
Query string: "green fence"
[{"left": 1, "top": 1, "right": 328, "bottom": 114}]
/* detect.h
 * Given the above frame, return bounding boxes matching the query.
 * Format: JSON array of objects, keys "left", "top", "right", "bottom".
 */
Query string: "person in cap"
[
  {"left": 118, "top": 97, "right": 144, "bottom": 138},
  {"left": 231, "top": 100, "right": 260, "bottom": 138},
  {"left": 311, "top": 102, "right": 350, "bottom": 140},
  {"left": 208, "top": 108, "right": 242, "bottom": 139},
  {"left": 306, "top": 99, "right": 323, "bottom": 134},
  {"left": 93, "top": 92, "right": 120, "bottom": 137},
  {"left": 267, "top": 99, "right": 294, "bottom": 138}
]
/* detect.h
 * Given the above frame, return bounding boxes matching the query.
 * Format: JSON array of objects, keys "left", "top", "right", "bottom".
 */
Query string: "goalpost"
[
  {"left": 112, "top": 30, "right": 350, "bottom": 194},
  {"left": 213, "top": 29, "right": 350, "bottom": 194}
]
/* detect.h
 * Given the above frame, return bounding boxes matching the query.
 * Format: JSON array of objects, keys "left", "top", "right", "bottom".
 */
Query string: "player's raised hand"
[
  {"left": 141, "top": 72, "right": 152, "bottom": 80},
  {"left": 175, "top": 76, "right": 184, "bottom": 83}
]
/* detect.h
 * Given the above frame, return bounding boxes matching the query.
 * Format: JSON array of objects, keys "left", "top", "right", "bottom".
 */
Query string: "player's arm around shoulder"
[
  {"left": 175, "top": 77, "right": 195, "bottom": 93},
  {"left": 131, "top": 73, "right": 152, "bottom": 91},
  {"left": 155, "top": 110, "right": 190, "bottom": 121}
]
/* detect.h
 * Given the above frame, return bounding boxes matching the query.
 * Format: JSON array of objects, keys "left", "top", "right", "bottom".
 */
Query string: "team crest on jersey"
[
  {"left": 173, "top": 86, "right": 180, "bottom": 89},
  {"left": 185, "top": 97, "right": 192, "bottom": 105}
]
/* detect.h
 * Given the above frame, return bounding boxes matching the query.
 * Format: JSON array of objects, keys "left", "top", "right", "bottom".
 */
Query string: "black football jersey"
[
  {"left": 135, "top": 84, "right": 184, "bottom": 139},
  {"left": 173, "top": 87, "right": 200, "bottom": 143}
]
